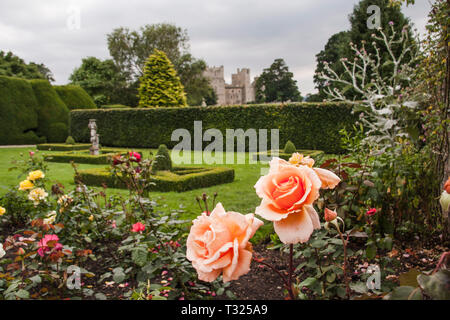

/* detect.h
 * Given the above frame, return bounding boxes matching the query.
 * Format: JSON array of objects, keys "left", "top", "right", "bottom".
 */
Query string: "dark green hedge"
[
  {"left": 54, "top": 85, "right": 97, "bottom": 110},
  {"left": 30, "top": 80, "right": 70, "bottom": 143},
  {"left": 70, "top": 103, "right": 357, "bottom": 153},
  {"left": 37, "top": 143, "right": 91, "bottom": 151},
  {"left": 44, "top": 150, "right": 125, "bottom": 164},
  {"left": 77, "top": 166, "right": 235, "bottom": 192},
  {"left": 0, "top": 76, "right": 44, "bottom": 145}
]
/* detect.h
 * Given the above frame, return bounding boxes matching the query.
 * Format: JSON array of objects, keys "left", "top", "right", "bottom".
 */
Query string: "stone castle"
[{"left": 203, "top": 66, "right": 256, "bottom": 105}]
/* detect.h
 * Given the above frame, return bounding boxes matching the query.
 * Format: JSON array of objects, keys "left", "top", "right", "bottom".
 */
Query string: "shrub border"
[{"left": 76, "top": 166, "right": 235, "bottom": 192}]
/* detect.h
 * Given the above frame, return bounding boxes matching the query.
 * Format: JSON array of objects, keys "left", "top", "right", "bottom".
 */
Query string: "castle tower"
[{"left": 203, "top": 66, "right": 226, "bottom": 105}]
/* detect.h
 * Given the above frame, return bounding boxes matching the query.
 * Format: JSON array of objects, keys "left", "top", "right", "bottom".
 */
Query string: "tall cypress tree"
[{"left": 138, "top": 49, "right": 187, "bottom": 107}]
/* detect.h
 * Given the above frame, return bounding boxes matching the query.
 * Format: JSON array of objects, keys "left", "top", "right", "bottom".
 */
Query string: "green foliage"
[
  {"left": 77, "top": 166, "right": 235, "bottom": 192},
  {"left": 54, "top": 85, "right": 97, "bottom": 110},
  {"left": 138, "top": 50, "right": 187, "bottom": 107},
  {"left": 0, "top": 51, "right": 48, "bottom": 80},
  {"left": 65, "top": 136, "right": 76, "bottom": 145},
  {"left": 255, "top": 58, "right": 301, "bottom": 103},
  {"left": 176, "top": 53, "right": 216, "bottom": 106},
  {"left": 314, "top": 0, "right": 415, "bottom": 100},
  {"left": 152, "top": 144, "right": 172, "bottom": 172},
  {"left": 314, "top": 31, "right": 352, "bottom": 100},
  {"left": 0, "top": 76, "right": 44, "bottom": 145},
  {"left": 29, "top": 79, "right": 70, "bottom": 142},
  {"left": 70, "top": 102, "right": 356, "bottom": 154},
  {"left": 283, "top": 140, "right": 296, "bottom": 154},
  {"left": 69, "top": 57, "right": 131, "bottom": 107}
]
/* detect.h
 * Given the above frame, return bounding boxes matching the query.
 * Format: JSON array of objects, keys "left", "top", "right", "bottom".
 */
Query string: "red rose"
[
  {"left": 129, "top": 152, "right": 141, "bottom": 163},
  {"left": 366, "top": 208, "right": 377, "bottom": 216}
]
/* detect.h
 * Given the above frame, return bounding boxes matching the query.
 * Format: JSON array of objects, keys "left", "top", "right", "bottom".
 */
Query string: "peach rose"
[
  {"left": 254, "top": 157, "right": 340, "bottom": 244},
  {"left": 324, "top": 208, "right": 338, "bottom": 222},
  {"left": 186, "top": 203, "right": 263, "bottom": 283}
]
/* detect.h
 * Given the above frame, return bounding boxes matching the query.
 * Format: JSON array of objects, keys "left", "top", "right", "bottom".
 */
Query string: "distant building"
[{"left": 203, "top": 66, "right": 256, "bottom": 105}]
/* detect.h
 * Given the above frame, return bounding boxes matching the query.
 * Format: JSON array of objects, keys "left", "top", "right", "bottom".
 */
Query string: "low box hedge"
[
  {"left": 70, "top": 102, "right": 358, "bottom": 154},
  {"left": 76, "top": 166, "right": 235, "bottom": 192},
  {"left": 37, "top": 143, "right": 91, "bottom": 151},
  {"left": 252, "top": 149, "right": 324, "bottom": 161},
  {"left": 43, "top": 149, "right": 126, "bottom": 164}
]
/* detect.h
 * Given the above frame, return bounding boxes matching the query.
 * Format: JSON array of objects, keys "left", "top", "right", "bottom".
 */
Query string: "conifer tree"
[{"left": 138, "top": 49, "right": 187, "bottom": 107}]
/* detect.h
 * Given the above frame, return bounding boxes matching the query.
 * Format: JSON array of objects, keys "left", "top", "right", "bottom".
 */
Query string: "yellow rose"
[
  {"left": 28, "top": 188, "right": 48, "bottom": 206},
  {"left": 88, "top": 215, "right": 94, "bottom": 222},
  {"left": 0, "top": 207, "right": 5, "bottom": 216},
  {"left": 19, "top": 180, "right": 34, "bottom": 191},
  {"left": 27, "top": 170, "right": 45, "bottom": 181}
]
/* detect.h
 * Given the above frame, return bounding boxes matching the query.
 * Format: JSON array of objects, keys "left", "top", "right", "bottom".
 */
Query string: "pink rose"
[
  {"left": 366, "top": 208, "right": 377, "bottom": 216},
  {"left": 254, "top": 158, "right": 339, "bottom": 244},
  {"left": 129, "top": 152, "right": 141, "bottom": 163},
  {"left": 186, "top": 203, "right": 263, "bottom": 283},
  {"left": 37, "top": 234, "right": 63, "bottom": 257},
  {"left": 131, "top": 222, "right": 145, "bottom": 233}
]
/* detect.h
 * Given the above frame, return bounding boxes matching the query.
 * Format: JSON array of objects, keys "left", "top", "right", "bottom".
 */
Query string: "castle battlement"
[{"left": 203, "top": 66, "right": 255, "bottom": 105}]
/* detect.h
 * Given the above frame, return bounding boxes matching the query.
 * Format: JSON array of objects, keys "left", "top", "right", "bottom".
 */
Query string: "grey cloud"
[{"left": 0, "top": 0, "right": 430, "bottom": 95}]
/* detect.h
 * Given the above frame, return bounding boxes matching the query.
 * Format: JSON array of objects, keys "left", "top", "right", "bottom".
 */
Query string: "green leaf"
[
  {"left": 15, "top": 289, "right": 30, "bottom": 299},
  {"left": 417, "top": 270, "right": 450, "bottom": 300},
  {"left": 95, "top": 293, "right": 107, "bottom": 300},
  {"left": 299, "top": 277, "right": 317, "bottom": 288},
  {"left": 350, "top": 282, "right": 368, "bottom": 294},
  {"left": 132, "top": 247, "right": 148, "bottom": 267}
]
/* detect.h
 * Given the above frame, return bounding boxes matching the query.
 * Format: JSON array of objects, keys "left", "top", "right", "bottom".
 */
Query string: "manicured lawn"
[{"left": 0, "top": 147, "right": 266, "bottom": 220}]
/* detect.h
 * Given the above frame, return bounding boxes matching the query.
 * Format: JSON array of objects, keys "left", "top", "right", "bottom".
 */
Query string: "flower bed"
[{"left": 76, "top": 166, "right": 235, "bottom": 192}]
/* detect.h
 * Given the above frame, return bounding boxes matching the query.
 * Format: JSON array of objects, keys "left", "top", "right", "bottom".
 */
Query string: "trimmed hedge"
[
  {"left": 37, "top": 143, "right": 91, "bottom": 151},
  {"left": 0, "top": 76, "right": 44, "bottom": 145},
  {"left": 70, "top": 103, "right": 357, "bottom": 154},
  {"left": 54, "top": 85, "right": 97, "bottom": 110},
  {"left": 44, "top": 149, "right": 126, "bottom": 164},
  {"left": 30, "top": 79, "right": 70, "bottom": 143},
  {"left": 77, "top": 166, "right": 235, "bottom": 192},
  {"left": 252, "top": 149, "right": 324, "bottom": 162}
]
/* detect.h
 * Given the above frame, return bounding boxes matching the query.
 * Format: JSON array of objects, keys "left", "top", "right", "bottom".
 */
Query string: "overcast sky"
[{"left": 0, "top": 0, "right": 431, "bottom": 95}]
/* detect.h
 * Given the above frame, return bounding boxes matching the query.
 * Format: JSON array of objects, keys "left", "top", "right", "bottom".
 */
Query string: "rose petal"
[
  {"left": 313, "top": 168, "right": 341, "bottom": 189},
  {"left": 274, "top": 208, "right": 314, "bottom": 244},
  {"left": 304, "top": 205, "right": 321, "bottom": 230},
  {"left": 255, "top": 199, "right": 291, "bottom": 222}
]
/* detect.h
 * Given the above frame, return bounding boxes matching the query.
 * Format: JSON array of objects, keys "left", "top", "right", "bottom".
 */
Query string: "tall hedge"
[
  {"left": 70, "top": 103, "right": 357, "bottom": 153},
  {"left": 0, "top": 76, "right": 43, "bottom": 144},
  {"left": 30, "top": 79, "right": 70, "bottom": 142},
  {"left": 54, "top": 85, "right": 97, "bottom": 110}
]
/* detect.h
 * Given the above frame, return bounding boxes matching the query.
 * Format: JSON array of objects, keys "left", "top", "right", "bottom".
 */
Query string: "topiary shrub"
[
  {"left": 48, "top": 122, "right": 68, "bottom": 143},
  {"left": 138, "top": 49, "right": 187, "bottom": 107},
  {"left": 0, "top": 75, "right": 44, "bottom": 145},
  {"left": 284, "top": 140, "right": 297, "bottom": 154},
  {"left": 54, "top": 85, "right": 97, "bottom": 110},
  {"left": 152, "top": 144, "right": 172, "bottom": 173},
  {"left": 29, "top": 79, "right": 70, "bottom": 142},
  {"left": 65, "top": 136, "right": 76, "bottom": 145}
]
